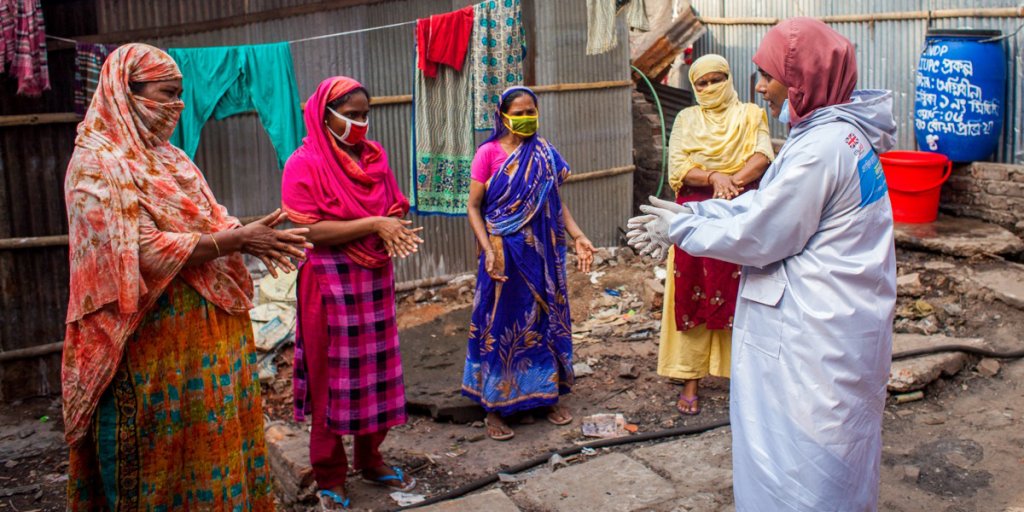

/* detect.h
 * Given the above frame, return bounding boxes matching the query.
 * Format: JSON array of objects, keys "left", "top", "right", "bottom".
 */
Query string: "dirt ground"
[{"left": 2, "top": 246, "right": 1024, "bottom": 511}]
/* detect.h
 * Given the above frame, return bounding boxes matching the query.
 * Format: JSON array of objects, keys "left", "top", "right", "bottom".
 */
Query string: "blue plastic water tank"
[{"left": 914, "top": 29, "right": 1006, "bottom": 162}]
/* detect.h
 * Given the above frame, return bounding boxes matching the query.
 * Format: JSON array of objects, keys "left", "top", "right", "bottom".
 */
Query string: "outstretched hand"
[{"left": 625, "top": 196, "right": 692, "bottom": 261}]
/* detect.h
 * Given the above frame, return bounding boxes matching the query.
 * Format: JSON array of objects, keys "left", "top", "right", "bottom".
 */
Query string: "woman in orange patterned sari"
[{"left": 62, "top": 43, "right": 309, "bottom": 511}]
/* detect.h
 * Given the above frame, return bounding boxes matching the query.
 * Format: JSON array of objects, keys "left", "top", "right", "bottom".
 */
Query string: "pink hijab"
[
  {"left": 282, "top": 76, "right": 409, "bottom": 268},
  {"left": 753, "top": 17, "right": 857, "bottom": 126}
]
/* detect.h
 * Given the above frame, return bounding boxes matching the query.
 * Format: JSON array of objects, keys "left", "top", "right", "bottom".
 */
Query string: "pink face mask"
[{"left": 326, "top": 107, "right": 369, "bottom": 146}]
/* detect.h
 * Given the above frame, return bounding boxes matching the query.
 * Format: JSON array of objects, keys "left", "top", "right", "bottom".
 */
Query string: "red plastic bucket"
[{"left": 880, "top": 150, "right": 952, "bottom": 223}]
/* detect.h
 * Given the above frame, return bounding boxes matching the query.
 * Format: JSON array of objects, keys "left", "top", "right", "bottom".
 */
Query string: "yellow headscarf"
[{"left": 669, "top": 55, "right": 768, "bottom": 192}]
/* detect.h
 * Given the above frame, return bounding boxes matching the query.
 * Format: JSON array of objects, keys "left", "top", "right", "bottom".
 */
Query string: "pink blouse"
[{"left": 470, "top": 140, "right": 510, "bottom": 183}]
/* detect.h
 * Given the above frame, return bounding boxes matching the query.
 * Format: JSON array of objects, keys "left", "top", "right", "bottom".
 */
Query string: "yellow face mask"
[
  {"left": 502, "top": 113, "right": 539, "bottom": 137},
  {"left": 694, "top": 79, "right": 737, "bottom": 111}
]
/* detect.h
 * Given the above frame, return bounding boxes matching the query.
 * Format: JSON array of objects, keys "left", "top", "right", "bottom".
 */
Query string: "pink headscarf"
[
  {"left": 281, "top": 76, "right": 409, "bottom": 268},
  {"left": 753, "top": 17, "right": 858, "bottom": 126}
]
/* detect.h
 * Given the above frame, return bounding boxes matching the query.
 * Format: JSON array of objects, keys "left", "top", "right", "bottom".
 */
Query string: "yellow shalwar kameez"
[{"left": 657, "top": 55, "right": 774, "bottom": 381}]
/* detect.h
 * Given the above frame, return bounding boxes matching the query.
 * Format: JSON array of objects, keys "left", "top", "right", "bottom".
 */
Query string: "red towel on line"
[{"left": 416, "top": 5, "right": 474, "bottom": 78}]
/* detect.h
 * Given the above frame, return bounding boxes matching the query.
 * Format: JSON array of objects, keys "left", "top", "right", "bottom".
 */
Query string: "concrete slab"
[
  {"left": 400, "top": 306, "right": 484, "bottom": 423},
  {"left": 631, "top": 428, "right": 733, "bottom": 496},
  {"left": 889, "top": 334, "right": 986, "bottom": 393},
  {"left": 264, "top": 423, "right": 314, "bottom": 505},
  {"left": 516, "top": 453, "right": 676, "bottom": 512},
  {"left": 655, "top": 493, "right": 732, "bottom": 512},
  {"left": 972, "top": 267, "right": 1024, "bottom": 310},
  {"left": 893, "top": 216, "right": 1024, "bottom": 257},
  {"left": 417, "top": 489, "right": 521, "bottom": 512}
]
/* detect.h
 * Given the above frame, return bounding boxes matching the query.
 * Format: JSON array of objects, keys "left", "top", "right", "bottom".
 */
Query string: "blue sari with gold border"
[{"left": 461, "top": 137, "right": 574, "bottom": 415}]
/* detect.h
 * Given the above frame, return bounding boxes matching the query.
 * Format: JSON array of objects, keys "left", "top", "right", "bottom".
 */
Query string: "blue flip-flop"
[
  {"left": 316, "top": 489, "right": 350, "bottom": 510},
  {"left": 361, "top": 466, "right": 417, "bottom": 492}
]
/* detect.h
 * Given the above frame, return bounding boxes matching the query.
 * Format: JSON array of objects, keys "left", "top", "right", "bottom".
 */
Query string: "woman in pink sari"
[{"left": 282, "top": 76, "right": 422, "bottom": 510}]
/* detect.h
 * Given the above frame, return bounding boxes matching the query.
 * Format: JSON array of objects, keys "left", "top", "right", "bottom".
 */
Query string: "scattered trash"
[
  {"left": 258, "top": 271, "right": 298, "bottom": 304},
  {"left": 572, "top": 362, "right": 594, "bottom": 378},
  {"left": 977, "top": 358, "right": 1001, "bottom": 377},
  {"left": 498, "top": 472, "right": 523, "bottom": 483},
  {"left": 581, "top": 413, "right": 630, "bottom": 438},
  {"left": 250, "top": 303, "right": 297, "bottom": 352},
  {"left": 389, "top": 491, "right": 426, "bottom": 506},
  {"left": 580, "top": 447, "right": 597, "bottom": 456},
  {"left": 894, "top": 391, "right": 924, "bottom": 404},
  {"left": 623, "top": 423, "right": 639, "bottom": 433},
  {"left": 38, "top": 416, "right": 48, "bottom": 423},
  {"left": 913, "top": 299, "right": 934, "bottom": 316},
  {"left": 589, "top": 271, "right": 606, "bottom": 285},
  {"left": 445, "top": 449, "right": 466, "bottom": 458},
  {"left": 604, "top": 288, "right": 622, "bottom": 297},
  {"left": 257, "top": 358, "right": 278, "bottom": 384},
  {"left": 617, "top": 362, "right": 640, "bottom": 379},
  {"left": 548, "top": 453, "right": 568, "bottom": 469}
]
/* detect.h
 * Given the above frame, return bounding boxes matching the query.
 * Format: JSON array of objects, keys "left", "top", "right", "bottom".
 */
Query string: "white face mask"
[
  {"left": 326, "top": 107, "right": 369, "bottom": 146},
  {"left": 778, "top": 98, "right": 792, "bottom": 125}
]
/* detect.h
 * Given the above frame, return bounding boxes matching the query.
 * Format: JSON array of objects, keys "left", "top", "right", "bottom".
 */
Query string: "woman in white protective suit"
[{"left": 628, "top": 17, "right": 897, "bottom": 511}]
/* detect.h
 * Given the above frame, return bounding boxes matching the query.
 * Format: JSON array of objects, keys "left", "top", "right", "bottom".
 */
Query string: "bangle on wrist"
[
  {"left": 706, "top": 171, "right": 717, "bottom": 186},
  {"left": 209, "top": 233, "right": 221, "bottom": 256}
]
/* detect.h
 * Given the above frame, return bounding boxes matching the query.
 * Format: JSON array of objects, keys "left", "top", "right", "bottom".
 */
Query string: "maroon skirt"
[{"left": 672, "top": 181, "right": 757, "bottom": 331}]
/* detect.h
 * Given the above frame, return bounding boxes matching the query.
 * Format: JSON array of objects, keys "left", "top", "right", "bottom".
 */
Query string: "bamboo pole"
[
  {"left": 0, "top": 342, "right": 63, "bottom": 363},
  {"left": 564, "top": 165, "right": 635, "bottom": 184},
  {"left": 0, "top": 112, "right": 82, "bottom": 128},
  {"left": 699, "top": 6, "right": 1024, "bottom": 26},
  {"left": 532, "top": 80, "right": 634, "bottom": 94},
  {"left": 0, "top": 215, "right": 264, "bottom": 251}
]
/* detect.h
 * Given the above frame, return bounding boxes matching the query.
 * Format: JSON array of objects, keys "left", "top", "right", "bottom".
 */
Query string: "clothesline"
[{"left": 45, "top": 18, "right": 418, "bottom": 47}]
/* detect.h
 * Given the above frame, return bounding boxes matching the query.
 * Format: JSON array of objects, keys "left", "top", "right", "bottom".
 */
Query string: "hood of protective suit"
[{"left": 793, "top": 89, "right": 897, "bottom": 154}]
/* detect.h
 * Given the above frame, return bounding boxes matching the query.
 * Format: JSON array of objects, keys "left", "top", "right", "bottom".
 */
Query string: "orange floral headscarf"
[{"left": 62, "top": 43, "right": 253, "bottom": 446}]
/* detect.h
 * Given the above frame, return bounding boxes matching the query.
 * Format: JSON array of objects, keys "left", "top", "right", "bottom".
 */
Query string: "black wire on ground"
[
  {"left": 396, "top": 418, "right": 730, "bottom": 510},
  {"left": 892, "top": 344, "right": 1024, "bottom": 360},
  {"left": 395, "top": 344, "right": 1024, "bottom": 510}
]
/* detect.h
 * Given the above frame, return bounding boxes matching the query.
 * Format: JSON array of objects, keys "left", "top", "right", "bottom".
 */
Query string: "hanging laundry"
[
  {"left": 417, "top": 5, "right": 474, "bottom": 78},
  {"left": 586, "top": 0, "right": 648, "bottom": 56},
  {"left": 0, "top": 0, "right": 50, "bottom": 96},
  {"left": 412, "top": 29, "right": 475, "bottom": 215},
  {"left": 470, "top": 0, "right": 526, "bottom": 131},
  {"left": 168, "top": 42, "right": 303, "bottom": 169},
  {"left": 74, "top": 43, "right": 118, "bottom": 114},
  {"left": 586, "top": 0, "right": 618, "bottom": 55},
  {"left": 625, "top": 0, "right": 650, "bottom": 32}
]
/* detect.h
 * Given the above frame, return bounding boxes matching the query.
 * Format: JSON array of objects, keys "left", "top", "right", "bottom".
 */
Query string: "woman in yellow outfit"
[{"left": 659, "top": 55, "right": 774, "bottom": 415}]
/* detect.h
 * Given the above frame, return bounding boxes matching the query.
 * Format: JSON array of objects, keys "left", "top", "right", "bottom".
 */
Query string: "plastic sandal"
[
  {"left": 316, "top": 489, "right": 350, "bottom": 510},
  {"left": 484, "top": 417, "right": 515, "bottom": 441},
  {"left": 361, "top": 466, "right": 417, "bottom": 492},
  {"left": 546, "top": 406, "right": 574, "bottom": 426},
  {"left": 677, "top": 394, "right": 701, "bottom": 416}
]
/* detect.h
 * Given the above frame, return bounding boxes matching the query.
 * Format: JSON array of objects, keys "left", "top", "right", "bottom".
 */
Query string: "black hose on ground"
[
  {"left": 397, "top": 418, "right": 730, "bottom": 510},
  {"left": 892, "top": 344, "right": 1024, "bottom": 360},
  {"left": 396, "top": 345, "right": 1024, "bottom": 510}
]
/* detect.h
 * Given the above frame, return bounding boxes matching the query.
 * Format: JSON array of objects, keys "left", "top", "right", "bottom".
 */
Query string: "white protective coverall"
[{"left": 669, "top": 90, "right": 898, "bottom": 511}]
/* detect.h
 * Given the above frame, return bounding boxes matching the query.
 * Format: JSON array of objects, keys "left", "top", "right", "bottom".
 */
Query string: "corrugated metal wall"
[
  {"left": 0, "top": 0, "right": 634, "bottom": 399},
  {"left": 689, "top": 0, "right": 1024, "bottom": 164},
  {"left": 95, "top": 0, "right": 634, "bottom": 283}
]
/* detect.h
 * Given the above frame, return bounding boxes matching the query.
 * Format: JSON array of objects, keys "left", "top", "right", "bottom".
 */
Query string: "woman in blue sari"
[{"left": 463, "top": 86, "right": 595, "bottom": 441}]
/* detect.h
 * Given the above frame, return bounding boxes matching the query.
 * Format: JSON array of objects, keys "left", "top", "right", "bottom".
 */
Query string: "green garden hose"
[{"left": 631, "top": 65, "right": 669, "bottom": 198}]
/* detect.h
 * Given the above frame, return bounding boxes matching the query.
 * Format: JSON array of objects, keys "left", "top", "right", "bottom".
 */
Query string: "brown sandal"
[
  {"left": 485, "top": 417, "right": 515, "bottom": 441},
  {"left": 546, "top": 406, "right": 573, "bottom": 426}
]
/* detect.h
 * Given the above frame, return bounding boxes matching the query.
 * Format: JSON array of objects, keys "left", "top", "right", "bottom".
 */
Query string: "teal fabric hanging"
[{"left": 168, "top": 42, "right": 303, "bottom": 169}]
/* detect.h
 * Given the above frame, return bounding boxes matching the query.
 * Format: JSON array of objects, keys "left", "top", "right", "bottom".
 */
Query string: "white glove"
[{"left": 626, "top": 196, "right": 692, "bottom": 260}]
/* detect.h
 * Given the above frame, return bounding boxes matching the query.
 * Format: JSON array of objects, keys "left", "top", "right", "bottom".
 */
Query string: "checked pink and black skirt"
[{"left": 293, "top": 248, "right": 407, "bottom": 435}]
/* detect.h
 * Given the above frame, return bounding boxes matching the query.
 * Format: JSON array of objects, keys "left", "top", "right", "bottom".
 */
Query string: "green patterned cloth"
[
  {"left": 413, "top": 0, "right": 526, "bottom": 215},
  {"left": 413, "top": 48, "right": 475, "bottom": 215},
  {"left": 470, "top": 0, "right": 526, "bottom": 131}
]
